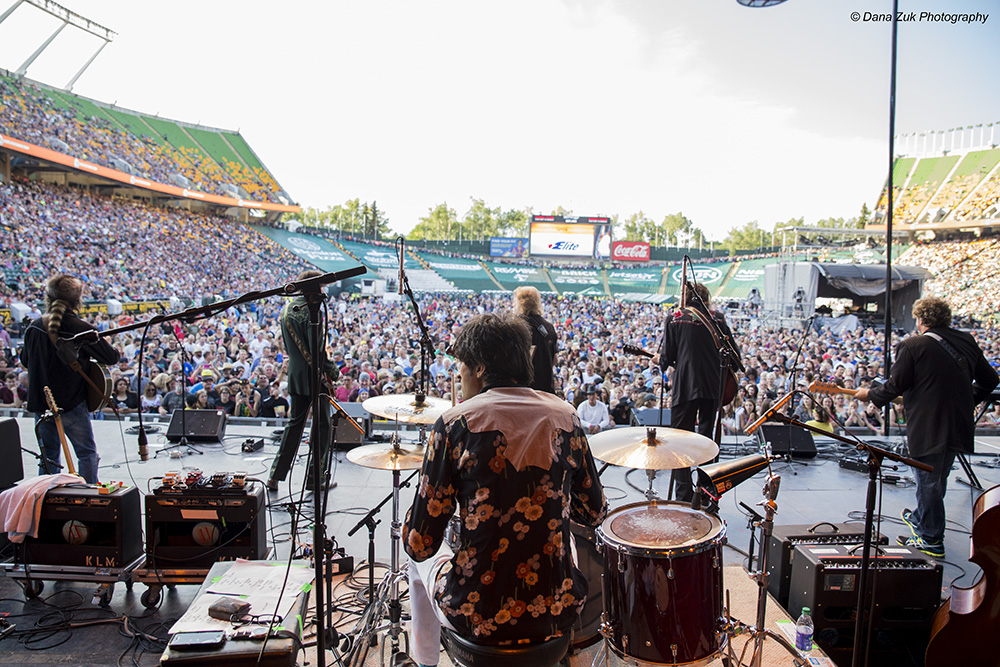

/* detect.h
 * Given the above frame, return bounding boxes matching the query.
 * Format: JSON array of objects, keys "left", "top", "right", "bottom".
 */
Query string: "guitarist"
[
  {"left": 653, "top": 282, "right": 740, "bottom": 503},
  {"left": 23, "top": 275, "right": 118, "bottom": 484},
  {"left": 266, "top": 270, "right": 339, "bottom": 493},
  {"left": 855, "top": 297, "right": 998, "bottom": 558}
]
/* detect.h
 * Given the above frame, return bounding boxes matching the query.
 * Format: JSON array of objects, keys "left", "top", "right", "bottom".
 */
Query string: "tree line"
[{"left": 283, "top": 197, "right": 872, "bottom": 253}]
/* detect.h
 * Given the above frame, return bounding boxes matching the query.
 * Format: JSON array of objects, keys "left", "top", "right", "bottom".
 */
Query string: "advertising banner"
[
  {"left": 489, "top": 237, "right": 528, "bottom": 257},
  {"left": 611, "top": 241, "right": 650, "bottom": 262}
]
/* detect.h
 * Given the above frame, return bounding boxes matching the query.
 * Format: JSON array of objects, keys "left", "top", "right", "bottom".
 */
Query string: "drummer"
[{"left": 402, "top": 312, "right": 607, "bottom": 666}]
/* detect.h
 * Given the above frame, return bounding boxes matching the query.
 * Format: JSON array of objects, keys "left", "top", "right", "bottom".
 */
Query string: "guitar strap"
[
  {"left": 923, "top": 331, "right": 971, "bottom": 382},
  {"left": 40, "top": 317, "right": 119, "bottom": 418}
]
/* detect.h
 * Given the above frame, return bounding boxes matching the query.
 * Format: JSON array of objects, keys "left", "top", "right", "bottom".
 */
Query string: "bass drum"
[
  {"left": 598, "top": 501, "right": 726, "bottom": 667},
  {"left": 569, "top": 521, "right": 603, "bottom": 650}
]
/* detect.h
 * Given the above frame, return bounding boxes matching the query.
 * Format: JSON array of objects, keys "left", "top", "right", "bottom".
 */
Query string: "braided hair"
[{"left": 44, "top": 274, "right": 83, "bottom": 336}]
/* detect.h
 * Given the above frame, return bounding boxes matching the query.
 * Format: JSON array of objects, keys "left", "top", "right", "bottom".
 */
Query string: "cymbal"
[
  {"left": 588, "top": 427, "right": 720, "bottom": 470},
  {"left": 347, "top": 441, "right": 426, "bottom": 471},
  {"left": 363, "top": 394, "right": 451, "bottom": 424}
]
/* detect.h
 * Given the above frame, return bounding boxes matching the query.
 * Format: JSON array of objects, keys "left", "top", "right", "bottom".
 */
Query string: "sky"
[{"left": 0, "top": 0, "right": 997, "bottom": 240}]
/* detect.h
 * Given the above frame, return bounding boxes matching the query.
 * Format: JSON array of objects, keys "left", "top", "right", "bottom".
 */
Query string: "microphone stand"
[
  {"left": 398, "top": 257, "right": 434, "bottom": 403},
  {"left": 72, "top": 266, "right": 364, "bottom": 667},
  {"left": 764, "top": 412, "right": 931, "bottom": 667}
]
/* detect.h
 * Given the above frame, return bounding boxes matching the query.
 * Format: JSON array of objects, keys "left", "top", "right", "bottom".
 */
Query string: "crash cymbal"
[
  {"left": 347, "top": 441, "right": 426, "bottom": 471},
  {"left": 588, "top": 427, "right": 720, "bottom": 470},
  {"left": 362, "top": 393, "right": 451, "bottom": 424}
]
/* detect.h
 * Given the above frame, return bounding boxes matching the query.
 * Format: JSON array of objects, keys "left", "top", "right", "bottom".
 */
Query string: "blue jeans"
[
  {"left": 910, "top": 451, "right": 956, "bottom": 544},
  {"left": 36, "top": 402, "right": 100, "bottom": 483}
]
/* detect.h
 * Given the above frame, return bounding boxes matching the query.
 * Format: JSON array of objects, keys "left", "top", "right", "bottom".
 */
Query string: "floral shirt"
[{"left": 403, "top": 385, "right": 606, "bottom": 644}]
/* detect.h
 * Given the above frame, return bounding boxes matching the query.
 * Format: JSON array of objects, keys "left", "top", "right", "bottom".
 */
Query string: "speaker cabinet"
[
  {"left": 145, "top": 482, "right": 266, "bottom": 569},
  {"left": 16, "top": 485, "right": 142, "bottom": 568},
  {"left": 0, "top": 418, "right": 24, "bottom": 489},
  {"left": 631, "top": 407, "right": 671, "bottom": 427},
  {"left": 166, "top": 409, "right": 228, "bottom": 443},
  {"left": 758, "top": 424, "right": 817, "bottom": 458}
]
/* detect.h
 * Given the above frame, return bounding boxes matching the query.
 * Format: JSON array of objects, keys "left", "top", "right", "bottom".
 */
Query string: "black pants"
[
  {"left": 670, "top": 397, "right": 717, "bottom": 502},
  {"left": 269, "top": 393, "right": 332, "bottom": 484}
]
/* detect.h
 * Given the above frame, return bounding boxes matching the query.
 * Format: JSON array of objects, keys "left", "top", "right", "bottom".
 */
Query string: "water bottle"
[{"left": 795, "top": 606, "right": 814, "bottom": 653}]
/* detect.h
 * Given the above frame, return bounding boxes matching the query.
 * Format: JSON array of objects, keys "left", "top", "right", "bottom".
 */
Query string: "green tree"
[
  {"left": 497, "top": 208, "right": 530, "bottom": 238},
  {"left": 722, "top": 220, "right": 767, "bottom": 254},
  {"left": 462, "top": 198, "right": 501, "bottom": 242},
  {"left": 857, "top": 202, "right": 871, "bottom": 229},
  {"left": 408, "top": 202, "right": 459, "bottom": 241},
  {"left": 622, "top": 211, "right": 654, "bottom": 242}
]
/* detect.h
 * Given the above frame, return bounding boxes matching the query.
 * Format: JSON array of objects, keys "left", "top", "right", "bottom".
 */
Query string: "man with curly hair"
[
  {"left": 402, "top": 312, "right": 606, "bottom": 666},
  {"left": 856, "top": 296, "right": 998, "bottom": 558}
]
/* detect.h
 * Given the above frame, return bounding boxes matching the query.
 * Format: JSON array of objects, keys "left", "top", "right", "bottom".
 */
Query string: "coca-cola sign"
[{"left": 611, "top": 241, "right": 650, "bottom": 262}]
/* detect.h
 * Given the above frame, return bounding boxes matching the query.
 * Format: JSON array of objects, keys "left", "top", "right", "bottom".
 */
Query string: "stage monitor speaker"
[
  {"left": 758, "top": 424, "right": 816, "bottom": 459},
  {"left": 166, "top": 409, "right": 228, "bottom": 443},
  {"left": 332, "top": 401, "right": 370, "bottom": 449},
  {"left": 631, "top": 407, "right": 670, "bottom": 427},
  {"left": 0, "top": 418, "right": 24, "bottom": 489}
]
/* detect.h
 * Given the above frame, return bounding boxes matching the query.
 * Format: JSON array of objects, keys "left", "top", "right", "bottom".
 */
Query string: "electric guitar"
[
  {"left": 622, "top": 343, "right": 739, "bottom": 406},
  {"left": 808, "top": 380, "right": 903, "bottom": 405},
  {"left": 43, "top": 386, "right": 77, "bottom": 476}
]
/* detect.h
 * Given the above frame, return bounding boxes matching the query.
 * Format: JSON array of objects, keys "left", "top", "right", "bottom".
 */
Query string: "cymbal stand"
[
  {"left": 374, "top": 457, "right": 414, "bottom": 667},
  {"left": 725, "top": 472, "right": 808, "bottom": 667},
  {"left": 644, "top": 469, "right": 659, "bottom": 502}
]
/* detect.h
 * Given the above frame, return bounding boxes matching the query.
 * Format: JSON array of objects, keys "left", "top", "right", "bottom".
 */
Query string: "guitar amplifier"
[
  {"left": 767, "top": 522, "right": 887, "bottom": 608},
  {"left": 787, "top": 543, "right": 942, "bottom": 659},
  {"left": 15, "top": 485, "right": 142, "bottom": 568},
  {"left": 145, "top": 481, "right": 266, "bottom": 569}
]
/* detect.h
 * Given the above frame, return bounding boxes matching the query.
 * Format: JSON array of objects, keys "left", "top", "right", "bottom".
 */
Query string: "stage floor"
[{"left": 2, "top": 417, "right": 998, "bottom": 666}]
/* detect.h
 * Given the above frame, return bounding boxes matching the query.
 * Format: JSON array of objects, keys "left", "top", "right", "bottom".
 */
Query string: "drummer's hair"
[{"left": 451, "top": 311, "right": 533, "bottom": 387}]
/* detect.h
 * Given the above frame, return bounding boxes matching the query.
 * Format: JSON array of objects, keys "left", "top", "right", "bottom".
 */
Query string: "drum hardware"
[
  {"left": 345, "top": 421, "right": 426, "bottom": 667},
  {"left": 730, "top": 473, "right": 809, "bottom": 667}
]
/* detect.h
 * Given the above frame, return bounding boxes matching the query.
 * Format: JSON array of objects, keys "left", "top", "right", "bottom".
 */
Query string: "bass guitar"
[
  {"left": 622, "top": 343, "right": 738, "bottom": 406},
  {"left": 43, "top": 386, "right": 77, "bottom": 477},
  {"left": 924, "top": 484, "right": 1000, "bottom": 667}
]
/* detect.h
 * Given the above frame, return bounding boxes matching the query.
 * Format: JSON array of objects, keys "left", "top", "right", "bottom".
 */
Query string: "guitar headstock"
[
  {"left": 622, "top": 344, "right": 652, "bottom": 359},
  {"left": 808, "top": 380, "right": 846, "bottom": 396},
  {"left": 43, "top": 386, "right": 60, "bottom": 413}
]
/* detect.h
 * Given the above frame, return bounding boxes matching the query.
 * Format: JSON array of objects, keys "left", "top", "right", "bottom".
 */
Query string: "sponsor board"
[{"left": 612, "top": 241, "right": 650, "bottom": 262}]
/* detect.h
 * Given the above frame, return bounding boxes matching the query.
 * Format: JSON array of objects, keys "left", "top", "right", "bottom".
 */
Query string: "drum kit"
[
  {"left": 586, "top": 426, "right": 807, "bottom": 667},
  {"left": 346, "top": 395, "right": 804, "bottom": 667},
  {"left": 343, "top": 393, "right": 449, "bottom": 665}
]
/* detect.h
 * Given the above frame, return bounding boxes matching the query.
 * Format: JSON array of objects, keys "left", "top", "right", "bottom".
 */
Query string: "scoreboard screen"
[{"left": 528, "top": 216, "right": 612, "bottom": 259}]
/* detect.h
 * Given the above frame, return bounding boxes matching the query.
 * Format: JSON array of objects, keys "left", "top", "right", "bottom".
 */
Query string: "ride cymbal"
[
  {"left": 588, "top": 427, "right": 719, "bottom": 470},
  {"left": 362, "top": 393, "right": 451, "bottom": 424}
]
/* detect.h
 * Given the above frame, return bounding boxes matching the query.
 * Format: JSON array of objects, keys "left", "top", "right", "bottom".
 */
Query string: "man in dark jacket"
[
  {"left": 512, "top": 286, "right": 558, "bottom": 393},
  {"left": 266, "top": 271, "right": 339, "bottom": 492},
  {"left": 655, "top": 282, "right": 738, "bottom": 502},
  {"left": 856, "top": 297, "right": 998, "bottom": 557},
  {"left": 23, "top": 275, "right": 119, "bottom": 483}
]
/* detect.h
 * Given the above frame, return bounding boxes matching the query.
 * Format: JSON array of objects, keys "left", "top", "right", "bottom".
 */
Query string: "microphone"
[
  {"left": 680, "top": 256, "right": 689, "bottom": 309},
  {"left": 398, "top": 237, "right": 405, "bottom": 295},
  {"left": 744, "top": 390, "right": 795, "bottom": 435}
]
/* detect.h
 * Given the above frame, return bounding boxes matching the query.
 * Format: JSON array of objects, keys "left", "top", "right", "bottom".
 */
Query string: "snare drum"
[{"left": 598, "top": 501, "right": 726, "bottom": 667}]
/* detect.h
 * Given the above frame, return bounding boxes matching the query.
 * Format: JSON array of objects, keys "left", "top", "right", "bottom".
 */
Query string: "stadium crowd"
[
  {"left": 0, "top": 179, "right": 998, "bottom": 432},
  {"left": 0, "top": 73, "right": 284, "bottom": 204},
  {"left": 0, "top": 178, "right": 309, "bottom": 306}
]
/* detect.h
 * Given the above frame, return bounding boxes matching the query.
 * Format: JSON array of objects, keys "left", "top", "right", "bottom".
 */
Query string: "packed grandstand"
[{"left": 1, "top": 66, "right": 999, "bottom": 432}]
